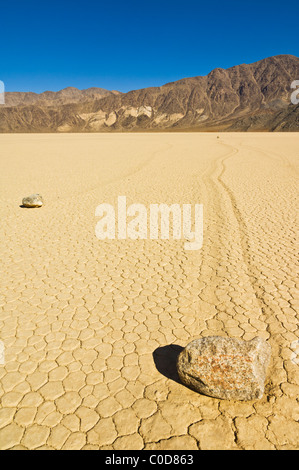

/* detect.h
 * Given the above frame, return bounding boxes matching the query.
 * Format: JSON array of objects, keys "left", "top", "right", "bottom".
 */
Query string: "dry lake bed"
[{"left": 0, "top": 132, "right": 298, "bottom": 450}]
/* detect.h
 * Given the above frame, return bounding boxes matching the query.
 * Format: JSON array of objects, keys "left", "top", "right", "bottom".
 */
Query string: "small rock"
[
  {"left": 177, "top": 336, "right": 271, "bottom": 401},
  {"left": 22, "top": 194, "right": 43, "bottom": 208}
]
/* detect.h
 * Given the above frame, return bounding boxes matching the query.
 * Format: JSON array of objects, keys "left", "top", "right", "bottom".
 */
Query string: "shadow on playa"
[{"left": 153, "top": 344, "right": 184, "bottom": 385}]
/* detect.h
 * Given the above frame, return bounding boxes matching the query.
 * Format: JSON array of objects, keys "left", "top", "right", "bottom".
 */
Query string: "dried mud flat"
[{"left": 0, "top": 132, "right": 298, "bottom": 450}]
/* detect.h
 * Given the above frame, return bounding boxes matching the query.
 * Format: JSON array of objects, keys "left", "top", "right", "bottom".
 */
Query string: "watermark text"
[
  {"left": 290, "top": 340, "right": 299, "bottom": 365},
  {"left": 291, "top": 80, "right": 299, "bottom": 105},
  {"left": 0, "top": 81, "right": 4, "bottom": 105},
  {"left": 0, "top": 341, "right": 4, "bottom": 365},
  {"left": 95, "top": 196, "right": 203, "bottom": 251}
]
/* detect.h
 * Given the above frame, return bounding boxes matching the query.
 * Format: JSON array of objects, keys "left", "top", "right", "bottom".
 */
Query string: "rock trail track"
[{"left": 0, "top": 133, "right": 298, "bottom": 450}]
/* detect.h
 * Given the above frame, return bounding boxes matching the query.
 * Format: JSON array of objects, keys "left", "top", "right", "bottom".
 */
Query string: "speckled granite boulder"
[
  {"left": 22, "top": 194, "right": 43, "bottom": 208},
  {"left": 177, "top": 336, "right": 271, "bottom": 401}
]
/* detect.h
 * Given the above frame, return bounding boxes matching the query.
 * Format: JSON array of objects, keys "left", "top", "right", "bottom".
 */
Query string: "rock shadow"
[{"left": 153, "top": 344, "right": 184, "bottom": 384}]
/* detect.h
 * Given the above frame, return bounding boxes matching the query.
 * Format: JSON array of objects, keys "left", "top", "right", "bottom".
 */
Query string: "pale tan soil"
[{"left": 0, "top": 133, "right": 298, "bottom": 450}]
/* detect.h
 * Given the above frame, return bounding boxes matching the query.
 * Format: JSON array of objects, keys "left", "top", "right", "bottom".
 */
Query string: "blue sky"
[{"left": 0, "top": 0, "right": 298, "bottom": 93}]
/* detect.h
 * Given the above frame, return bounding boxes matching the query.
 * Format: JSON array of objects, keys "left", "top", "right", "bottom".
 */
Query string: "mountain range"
[{"left": 0, "top": 55, "right": 298, "bottom": 132}]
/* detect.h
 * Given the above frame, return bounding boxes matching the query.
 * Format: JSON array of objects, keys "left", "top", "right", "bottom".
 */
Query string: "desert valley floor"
[{"left": 0, "top": 132, "right": 298, "bottom": 450}]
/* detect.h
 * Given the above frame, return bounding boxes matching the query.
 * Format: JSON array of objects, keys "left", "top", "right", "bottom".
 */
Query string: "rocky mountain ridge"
[{"left": 1, "top": 55, "right": 298, "bottom": 132}]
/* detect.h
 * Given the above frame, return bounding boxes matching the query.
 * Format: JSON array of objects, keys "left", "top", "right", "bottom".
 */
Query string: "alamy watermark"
[
  {"left": 290, "top": 340, "right": 299, "bottom": 365},
  {"left": 291, "top": 80, "right": 299, "bottom": 105},
  {"left": 0, "top": 81, "right": 4, "bottom": 105},
  {"left": 0, "top": 341, "right": 4, "bottom": 365},
  {"left": 95, "top": 196, "right": 203, "bottom": 251}
]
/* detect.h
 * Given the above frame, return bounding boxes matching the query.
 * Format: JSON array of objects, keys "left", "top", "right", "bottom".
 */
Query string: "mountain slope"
[{"left": 0, "top": 55, "right": 298, "bottom": 132}]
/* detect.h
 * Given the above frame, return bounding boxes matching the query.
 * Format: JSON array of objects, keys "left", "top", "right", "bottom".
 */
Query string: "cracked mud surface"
[{"left": 0, "top": 133, "right": 298, "bottom": 450}]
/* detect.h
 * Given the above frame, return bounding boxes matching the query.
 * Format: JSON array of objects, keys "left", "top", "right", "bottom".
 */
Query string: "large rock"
[
  {"left": 22, "top": 194, "right": 43, "bottom": 208},
  {"left": 177, "top": 336, "right": 271, "bottom": 401}
]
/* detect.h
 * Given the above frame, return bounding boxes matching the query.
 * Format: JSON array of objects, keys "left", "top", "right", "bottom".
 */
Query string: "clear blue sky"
[{"left": 0, "top": 0, "right": 298, "bottom": 93}]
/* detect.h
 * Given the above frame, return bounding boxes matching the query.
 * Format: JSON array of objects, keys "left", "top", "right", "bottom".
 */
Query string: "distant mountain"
[
  {"left": 3, "top": 87, "right": 121, "bottom": 107},
  {"left": 0, "top": 55, "right": 298, "bottom": 132}
]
